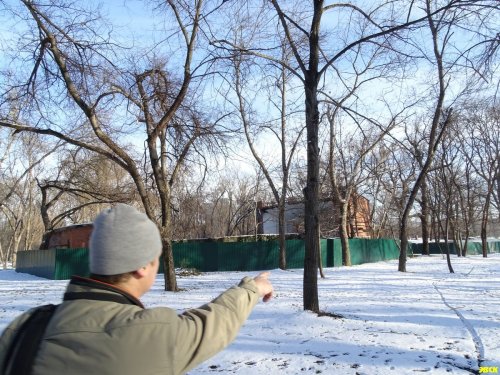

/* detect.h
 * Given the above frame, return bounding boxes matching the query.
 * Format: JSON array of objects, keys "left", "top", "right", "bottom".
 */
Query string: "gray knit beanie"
[{"left": 89, "top": 204, "right": 162, "bottom": 275}]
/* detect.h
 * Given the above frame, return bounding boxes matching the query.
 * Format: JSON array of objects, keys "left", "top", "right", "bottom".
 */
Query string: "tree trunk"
[
  {"left": 303, "top": 185, "right": 319, "bottom": 313},
  {"left": 339, "top": 203, "right": 351, "bottom": 266},
  {"left": 278, "top": 198, "right": 287, "bottom": 270},
  {"left": 420, "top": 181, "right": 430, "bottom": 256},
  {"left": 462, "top": 232, "right": 469, "bottom": 257},
  {"left": 480, "top": 194, "right": 490, "bottom": 258},
  {"left": 318, "top": 224, "right": 325, "bottom": 278},
  {"left": 480, "top": 225, "right": 488, "bottom": 258},
  {"left": 451, "top": 223, "right": 461, "bottom": 257},
  {"left": 301, "top": 0, "right": 323, "bottom": 314},
  {"left": 161, "top": 189, "right": 177, "bottom": 291},
  {"left": 444, "top": 214, "right": 454, "bottom": 273},
  {"left": 445, "top": 242, "right": 454, "bottom": 273},
  {"left": 38, "top": 184, "right": 53, "bottom": 250},
  {"left": 398, "top": 219, "right": 409, "bottom": 272},
  {"left": 161, "top": 227, "right": 177, "bottom": 292},
  {"left": 0, "top": 242, "right": 6, "bottom": 269},
  {"left": 302, "top": 79, "right": 320, "bottom": 313}
]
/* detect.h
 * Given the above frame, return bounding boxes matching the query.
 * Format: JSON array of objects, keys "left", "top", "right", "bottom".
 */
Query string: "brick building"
[
  {"left": 45, "top": 223, "right": 93, "bottom": 249},
  {"left": 257, "top": 194, "right": 372, "bottom": 238}
]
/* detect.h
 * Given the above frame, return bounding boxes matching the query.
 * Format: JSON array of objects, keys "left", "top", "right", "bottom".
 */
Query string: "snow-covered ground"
[{"left": 1, "top": 254, "right": 499, "bottom": 374}]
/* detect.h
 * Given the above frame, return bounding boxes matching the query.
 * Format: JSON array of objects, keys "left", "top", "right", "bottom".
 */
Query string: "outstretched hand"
[{"left": 253, "top": 272, "right": 273, "bottom": 302}]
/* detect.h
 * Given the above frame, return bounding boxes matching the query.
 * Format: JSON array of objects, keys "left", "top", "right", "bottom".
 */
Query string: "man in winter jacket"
[{"left": 0, "top": 204, "right": 273, "bottom": 375}]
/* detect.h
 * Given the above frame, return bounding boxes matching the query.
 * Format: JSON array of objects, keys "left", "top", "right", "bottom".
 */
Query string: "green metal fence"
[
  {"left": 16, "top": 248, "right": 89, "bottom": 280},
  {"left": 54, "top": 248, "right": 89, "bottom": 279},
  {"left": 16, "top": 238, "right": 497, "bottom": 280},
  {"left": 348, "top": 238, "right": 402, "bottom": 265},
  {"left": 16, "top": 248, "right": 56, "bottom": 279},
  {"left": 410, "top": 240, "right": 500, "bottom": 256}
]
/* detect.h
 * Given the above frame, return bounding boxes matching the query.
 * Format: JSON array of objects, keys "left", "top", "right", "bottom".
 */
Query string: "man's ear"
[{"left": 134, "top": 266, "right": 148, "bottom": 278}]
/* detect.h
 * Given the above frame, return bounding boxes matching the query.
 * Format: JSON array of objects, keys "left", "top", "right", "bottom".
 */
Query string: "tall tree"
[
  {"left": 0, "top": 130, "right": 55, "bottom": 267},
  {"left": 213, "top": 0, "right": 478, "bottom": 311},
  {"left": 228, "top": 40, "right": 304, "bottom": 269},
  {"left": 398, "top": 0, "right": 498, "bottom": 271},
  {"left": 0, "top": 0, "right": 224, "bottom": 290},
  {"left": 458, "top": 100, "right": 499, "bottom": 257},
  {"left": 363, "top": 143, "right": 395, "bottom": 239},
  {"left": 324, "top": 96, "right": 406, "bottom": 266}
]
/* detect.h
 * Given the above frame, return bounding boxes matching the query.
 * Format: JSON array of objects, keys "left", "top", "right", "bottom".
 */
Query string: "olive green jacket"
[{"left": 0, "top": 276, "right": 260, "bottom": 375}]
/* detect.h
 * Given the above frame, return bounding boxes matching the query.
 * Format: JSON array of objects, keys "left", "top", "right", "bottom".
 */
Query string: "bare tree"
[
  {"left": 398, "top": 0, "right": 498, "bottom": 272},
  {"left": 363, "top": 144, "right": 394, "bottom": 239},
  {"left": 38, "top": 149, "right": 136, "bottom": 249},
  {"left": 456, "top": 161, "right": 483, "bottom": 256},
  {"left": 0, "top": 130, "right": 55, "bottom": 267},
  {"left": 381, "top": 139, "right": 419, "bottom": 243},
  {"left": 458, "top": 100, "right": 499, "bottom": 256},
  {"left": 227, "top": 36, "right": 305, "bottom": 269},
  {"left": 0, "top": 0, "right": 225, "bottom": 290},
  {"left": 433, "top": 131, "right": 461, "bottom": 272},
  {"left": 172, "top": 170, "right": 264, "bottom": 240},
  {"left": 323, "top": 95, "right": 406, "bottom": 265}
]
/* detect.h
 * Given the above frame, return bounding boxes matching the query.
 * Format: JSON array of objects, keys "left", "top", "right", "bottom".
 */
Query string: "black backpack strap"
[{"left": 3, "top": 304, "right": 58, "bottom": 375}]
